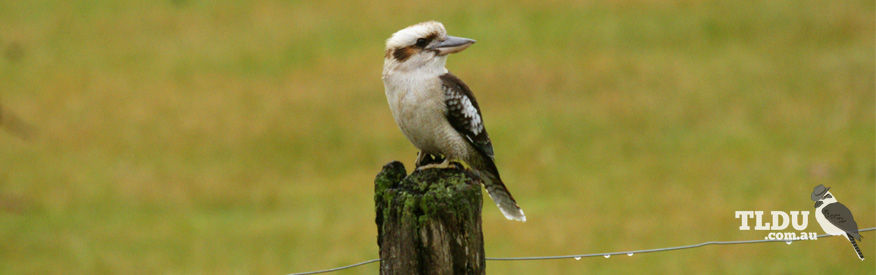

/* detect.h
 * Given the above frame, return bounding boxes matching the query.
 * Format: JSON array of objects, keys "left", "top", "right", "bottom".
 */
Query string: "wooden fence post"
[{"left": 374, "top": 161, "right": 485, "bottom": 275}]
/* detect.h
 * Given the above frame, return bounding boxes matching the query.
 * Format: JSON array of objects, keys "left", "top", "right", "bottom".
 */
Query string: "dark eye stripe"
[
  {"left": 392, "top": 46, "right": 415, "bottom": 62},
  {"left": 389, "top": 32, "right": 442, "bottom": 62}
]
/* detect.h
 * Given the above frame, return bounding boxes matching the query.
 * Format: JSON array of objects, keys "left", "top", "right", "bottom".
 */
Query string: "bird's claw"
[
  {"left": 414, "top": 152, "right": 445, "bottom": 168},
  {"left": 416, "top": 159, "right": 455, "bottom": 171}
]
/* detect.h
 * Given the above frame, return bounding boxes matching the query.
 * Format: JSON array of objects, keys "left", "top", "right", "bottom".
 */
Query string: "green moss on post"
[{"left": 375, "top": 161, "right": 485, "bottom": 275}]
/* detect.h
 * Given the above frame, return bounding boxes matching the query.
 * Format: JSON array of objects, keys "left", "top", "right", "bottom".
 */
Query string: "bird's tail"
[
  {"left": 847, "top": 233, "right": 865, "bottom": 261},
  {"left": 469, "top": 154, "right": 525, "bottom": 222}
]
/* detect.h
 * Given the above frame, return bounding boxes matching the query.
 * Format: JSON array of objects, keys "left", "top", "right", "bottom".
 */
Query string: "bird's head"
[
  {"left": 383, "top": 21, "right": 475, "bottom": 76},
  {"left": 811, "top": 184, "right": 837, "bottom": 207}
]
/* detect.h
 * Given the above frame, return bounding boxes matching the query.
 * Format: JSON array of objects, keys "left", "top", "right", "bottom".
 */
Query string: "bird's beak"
[{"left": 427, "top": 35, "right": 476, "bottom": 56}]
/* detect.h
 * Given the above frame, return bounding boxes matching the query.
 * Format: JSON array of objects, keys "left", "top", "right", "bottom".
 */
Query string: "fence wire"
[{"left": 290, "top": 227, "right": 874, "bottom": 274}]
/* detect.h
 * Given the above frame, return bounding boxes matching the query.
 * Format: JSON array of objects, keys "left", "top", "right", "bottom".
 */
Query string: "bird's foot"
[
  {"left": 414, "top": 152, "right": 445, "bottom": 168},
  {"left": 416, "top": 159, "right": 458, "bottom": 171}
]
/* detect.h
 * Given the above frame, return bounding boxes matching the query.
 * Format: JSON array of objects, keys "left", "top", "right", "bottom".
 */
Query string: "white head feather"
[{"left": 385, "top": 21, "right": 447, "bottom": 51}]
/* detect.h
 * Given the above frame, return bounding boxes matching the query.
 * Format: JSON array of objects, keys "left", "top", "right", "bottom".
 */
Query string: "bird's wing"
[
  {"left": 822, "top": 202, "right": 860, "bottom": 234},
  {"left": 440, "top": 73, "right": 494, "bottom": 158}
]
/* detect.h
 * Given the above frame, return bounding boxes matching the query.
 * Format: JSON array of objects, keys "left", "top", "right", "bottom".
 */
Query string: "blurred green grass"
[{"left": 0, "top": 0, "right": 873, "bottom": 273}]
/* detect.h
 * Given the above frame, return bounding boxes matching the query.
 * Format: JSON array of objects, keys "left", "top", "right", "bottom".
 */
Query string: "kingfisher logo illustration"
[{"left": 811, "top": 184, "right": 865, "bottom": 261}]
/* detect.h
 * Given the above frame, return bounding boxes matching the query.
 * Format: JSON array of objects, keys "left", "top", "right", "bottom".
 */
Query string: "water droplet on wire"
[
  {"left": 603, "top": 254, "right": 611, "bottom": 258},
  {"left": 627, "top": 252, "right": 634, "bottom": 256},
  {"left": 786, "top": 241, "right": 792, "bottom": 245},
  {"left": 574, "top": 256, "right": 581, "bottom": 261}
]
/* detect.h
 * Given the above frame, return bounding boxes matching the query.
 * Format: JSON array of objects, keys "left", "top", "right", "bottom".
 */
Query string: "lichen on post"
[{"left": 374, "top": 161, "right": 485, "bottom": 275}]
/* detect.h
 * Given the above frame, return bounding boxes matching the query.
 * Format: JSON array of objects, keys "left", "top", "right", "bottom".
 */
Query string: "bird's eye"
[
  {"left": 415, "top": 38, "right": 428, "bottom": 47},
  {"left": 825, "top": 194, "right": 832, "bottom": 199}
]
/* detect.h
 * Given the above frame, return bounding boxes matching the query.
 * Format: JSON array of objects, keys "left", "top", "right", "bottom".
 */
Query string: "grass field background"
[{"left": 0, "top": 0, "right": 873, "bottom": 273}]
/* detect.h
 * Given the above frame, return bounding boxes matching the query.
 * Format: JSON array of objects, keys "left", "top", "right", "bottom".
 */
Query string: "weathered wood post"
[{"left": 374, "top": 161, "right": 485, "bottom": 275}]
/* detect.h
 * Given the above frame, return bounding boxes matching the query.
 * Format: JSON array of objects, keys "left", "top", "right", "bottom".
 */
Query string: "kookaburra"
[
  {"left": 382, "top": 21, "right": 525, "bottom": 221},
  {"left": 812, "top": 184, "right": 864, "bottom": 260}
]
